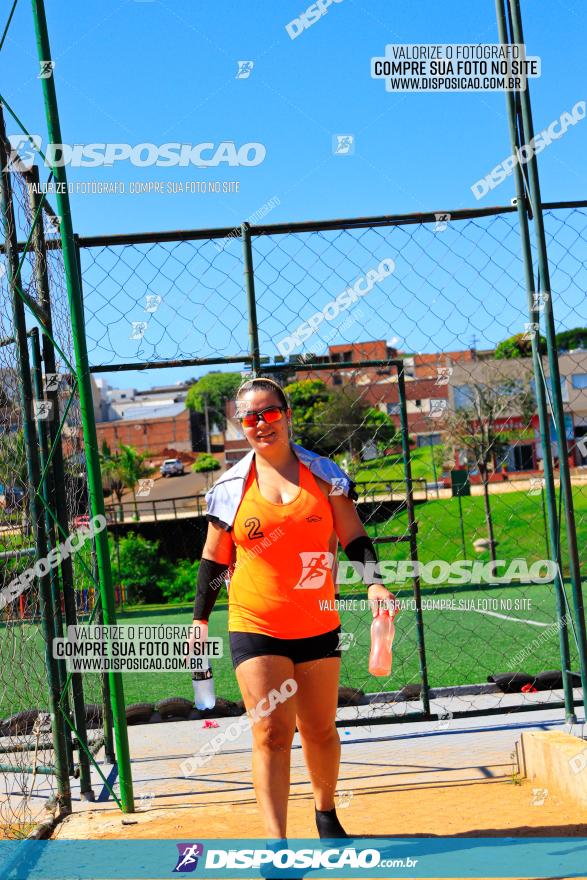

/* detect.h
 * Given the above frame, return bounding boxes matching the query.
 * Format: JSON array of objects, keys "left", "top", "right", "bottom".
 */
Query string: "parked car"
[
  {"left": 0, "top": 485, "right": 25, "bottom": 512},
  {"left": 71, "top": 511, "right": 115, "bottom": 530},
  {"left": 160, "top": 458, "right": 185, "bottom": 477}
]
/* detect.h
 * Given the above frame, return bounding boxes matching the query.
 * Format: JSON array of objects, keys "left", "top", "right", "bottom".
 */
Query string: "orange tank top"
[{"left": 228, "top": 458, "right": 341, "bottom": 638}]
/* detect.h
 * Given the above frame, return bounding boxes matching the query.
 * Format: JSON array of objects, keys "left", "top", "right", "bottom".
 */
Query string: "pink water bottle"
[{"left": 369, "top": 609, "right": 396, "bottom": 676}]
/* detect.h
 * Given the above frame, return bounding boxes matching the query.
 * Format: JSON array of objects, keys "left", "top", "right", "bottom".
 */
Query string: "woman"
[{"left": 192, "top": 377, "right": 395, "bottom": 841}]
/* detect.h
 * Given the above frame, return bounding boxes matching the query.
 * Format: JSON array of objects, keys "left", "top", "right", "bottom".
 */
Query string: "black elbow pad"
[
  {"left": 343, "top": 535, "right": 384, "bottom": 583},
  {"left": 193, "top": 558, "right": 230, "bottom": 621}
]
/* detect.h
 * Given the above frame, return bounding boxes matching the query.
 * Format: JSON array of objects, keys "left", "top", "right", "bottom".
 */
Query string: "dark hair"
[{"left": 235, "top": 377, "right": 289, "bottom": 410}]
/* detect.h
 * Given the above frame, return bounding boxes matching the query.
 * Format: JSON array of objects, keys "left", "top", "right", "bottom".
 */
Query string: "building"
[
  {"left": 291, "top": 340, "right": 399, "bottom": 387},
  {"left": 282, "top": 342, "right": 493, "bottom": 450},
  {"left": 361, "top": 376, "right": 449, "bottom": 446},
  {"left": 223, "top": 399, "right": 250, "bottom": 465},
  {"left": 91, "top": 379, "right": 210, "bottom": 454},
  {"left": 445, "top": 354, "right": 587, "bottom": 472},
  {"left": 89, "top": 343, "right": 587, "bottom": 470},
  {"left": 555, "top": 350, "right": 587, "bottom": 466}
]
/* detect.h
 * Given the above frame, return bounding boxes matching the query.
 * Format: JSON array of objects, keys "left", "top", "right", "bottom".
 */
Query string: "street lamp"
[
  {"left": 201, "top": 393, "right": 225, "bottom": 453},
  {"left": 426, "top": 434, "right": 440, "bottom": 497}
]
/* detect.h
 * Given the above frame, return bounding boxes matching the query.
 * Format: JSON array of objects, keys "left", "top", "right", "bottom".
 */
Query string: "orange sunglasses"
[{"left": 237, "top": 405, "right": 286, "bottom": 428}]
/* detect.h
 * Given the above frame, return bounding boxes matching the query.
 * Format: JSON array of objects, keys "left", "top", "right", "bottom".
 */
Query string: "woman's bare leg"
[
  {"left": 235, "top": 655, "right": 297, "bottom": 839},
  {"left": 294, "top": 657, "right": 341, "bottom": 810}
]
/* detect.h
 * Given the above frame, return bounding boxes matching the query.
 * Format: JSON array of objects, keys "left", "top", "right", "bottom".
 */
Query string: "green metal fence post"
[
  {"left": 506, "top": 0, "right": 587, "bottom": 717},
  {"left": 397, "top": 363, "right": 431, "bottom": 715},
  {"left": 242, "top": 222, "right": 261, "bottom": 377},
  {"left": 29, "top": 169, "right": 96, "bottom": 793},
  {"left": 29, "top": 327, "right": 78, "bottom": 778},
  {"left": 100, "top": 649, "right": 116, "bottom": 765},
  {"left": 495, "top": 0, "right": 576, "bottom": 721},
  {"left": 540, "top": 486, "right": 551, "bottom": 561},
  {"left": 93, "top": 553, "right": 116, "bottom": 764},
  {"left": 457, "top": 495, "right": 467, "bottom": 562},
  {"left": 0, "top": 110, "right": 72, "bottom": 811},
  {"left": 30, "top": 0, "right": 134, "bottom": 810}
]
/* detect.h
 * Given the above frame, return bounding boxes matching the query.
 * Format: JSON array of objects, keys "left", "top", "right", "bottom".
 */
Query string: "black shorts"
[{"left": 229, "top": 626, "right": 341, "bottom": 670}]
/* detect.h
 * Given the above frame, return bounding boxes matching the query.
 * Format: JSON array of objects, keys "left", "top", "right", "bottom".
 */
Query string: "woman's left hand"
[{"left": 367, "top": 583, "right": 397, "bottom": 618}]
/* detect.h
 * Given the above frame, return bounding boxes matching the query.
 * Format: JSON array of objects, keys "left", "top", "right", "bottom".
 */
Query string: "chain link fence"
[
  {"left": 77, "top": 201, "right": 586, "bottom": 728},
  {"left": 0, "top": 155, "right": 114, "bottom": 837}
]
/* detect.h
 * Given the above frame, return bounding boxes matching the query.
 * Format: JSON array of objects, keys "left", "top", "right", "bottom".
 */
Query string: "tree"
[
  {"left": 0, "top": 430, "right": 26, "bottom": 491},
  {"left": 99, "top": 441, "right": 125, "bottom": 521},
  {"left": 363, "top": 408, "right": 402, "bottom": 453},
  {"left": 112, "top": 533, "right": 172, "bottom": 604},
  {"left": 0, "top": 430, "right": 29, "bottom": 532},
  {"left": 192, "top": 453, "right": 221, "bottom": 488},
  {"left": 444, "top": 375, "right": 534, "bottom": 562},
  {"left": 556, "top": 327, "right": 587, "bottom": 352},
  {"left": 494, "top": 332, "right": 547, "bottom": 359},
  {"left": 318, "top": 389, "right": 390, "bottom": 458},
  {"left": 117, "top": 443, "right": 156, "bottom": 520},
  {"left": 159, "top": 558, "right": 200, "bottom": 603},
  {"left": 186, "top": 372, "right": 242, "bottom": 431},
  {"left": 284, "top": 379, "right": 331, "bottom": 451},
  {"left": 285, "top": 380, "right": 401, "bottom": 459}
]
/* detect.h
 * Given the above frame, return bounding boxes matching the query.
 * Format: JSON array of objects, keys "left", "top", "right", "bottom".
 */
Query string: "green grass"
[
  {"left": 108, "top": 579, "right": 587, "bottom": 705},
  {"left": 2, "top": 577, "right": 583, "bottom": 715},
  {"left": 368, "top": 485, "right": 587, "bottom": 577},
  {"left": 1, "top": 487, "right": 586, "bottom": 714},
  {"left": 353, "top": 447, "right": 444, "bottom": 484}
]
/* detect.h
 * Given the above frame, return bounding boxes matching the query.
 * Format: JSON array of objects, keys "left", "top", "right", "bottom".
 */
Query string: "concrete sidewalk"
[{"left": 47, "top": 701, "right": 587, "bottom": 841}]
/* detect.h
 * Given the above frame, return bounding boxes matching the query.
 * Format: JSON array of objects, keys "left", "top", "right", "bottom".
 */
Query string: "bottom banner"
[{"left": 0, "top": 837, "right": 586, "bottom": 879}]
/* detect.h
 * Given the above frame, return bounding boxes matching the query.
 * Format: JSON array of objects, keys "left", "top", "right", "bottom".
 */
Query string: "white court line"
[{"left": 456, "top": 607, "right": 551, "bottom": 627}]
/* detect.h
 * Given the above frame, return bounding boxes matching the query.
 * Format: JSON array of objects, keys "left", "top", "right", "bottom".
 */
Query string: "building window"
[
  {"left": 332, "top": 375, "right": 342, "bottom": 385},
  {"left": 531, "top": 376, "right": 569, "bottom": 403},
  {"left": 386, "top": 402, "right": 401, "bottom": 415},
  {"left": 416, "top": 433, "right": 442, "bottom": 447},
  {"left": 508, "top": 443, "right": 534, "bottom": 471},
  {"left": 572, "top": 373, "right": 587, "bottom": 389},
  {"left": 453, "top": 385, "right": 474, "bottom": 409}
]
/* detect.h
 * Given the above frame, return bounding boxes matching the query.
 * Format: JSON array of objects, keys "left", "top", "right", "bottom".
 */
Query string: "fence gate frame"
[
  {"left": 0, "top": 0, "right": 585, "bottom": 832},
  {"left": 79, "top": 194, "right": 587, "bottom": 730},
  {"left": 495, "top": 0, "right": 587, "bottom": 723}
]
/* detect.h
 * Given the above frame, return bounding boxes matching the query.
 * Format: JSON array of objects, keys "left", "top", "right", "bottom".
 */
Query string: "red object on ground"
[
  {"left": 202, "top": 719, "right": 219, "bottom": 728},
  {"left": 521, "top": 683, "right": 538, "bottom": 693}
]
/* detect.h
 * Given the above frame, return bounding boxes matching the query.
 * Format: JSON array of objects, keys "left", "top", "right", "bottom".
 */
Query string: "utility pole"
[{"left": 204, "top": 395, "right": 211, "bottom": 453}]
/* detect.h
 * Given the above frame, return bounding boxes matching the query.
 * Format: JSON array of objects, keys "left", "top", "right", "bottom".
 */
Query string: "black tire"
[
  {"left": 530, "top": 669, "right": 582, "bottom": 690},
  {"left": 398, "top": 684, "right": 421, "bottom": 701},
  {"left": 338, "top": 687, "right": 366, "bottom": 707},
  {"left": 193, "top": 704, "right": 231, "bottom": 720},
  {"left": 3, "top": 709, "right": 42, "bottom": 735},
  {"left": 210, "top": 697, "right": 241, "bottom": 717},
  {"left": 487, "top": 672, "right": 533, "bottom": 693},
  {"left": 85, "top": 704, "right": 103, "bottom": 727},
  {"left": 155, "top": 697, "right": 193, "bottom": 719},
  {"left": 125, "top": 702, "right": 155, "bottom": 725}
]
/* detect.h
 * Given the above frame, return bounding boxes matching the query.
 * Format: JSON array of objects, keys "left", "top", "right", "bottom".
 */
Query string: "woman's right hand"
[
  {"left": 188, "top": 618, "right": 208, "bottom": 667},
  {"left": 367, "top": 584, "right": 398, "bottom": 618}
]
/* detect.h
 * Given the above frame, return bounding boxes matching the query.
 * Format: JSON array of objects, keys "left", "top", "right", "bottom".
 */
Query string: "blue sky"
[{"left": 2, "top": 0, "right": 586, "bottom": 390}]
